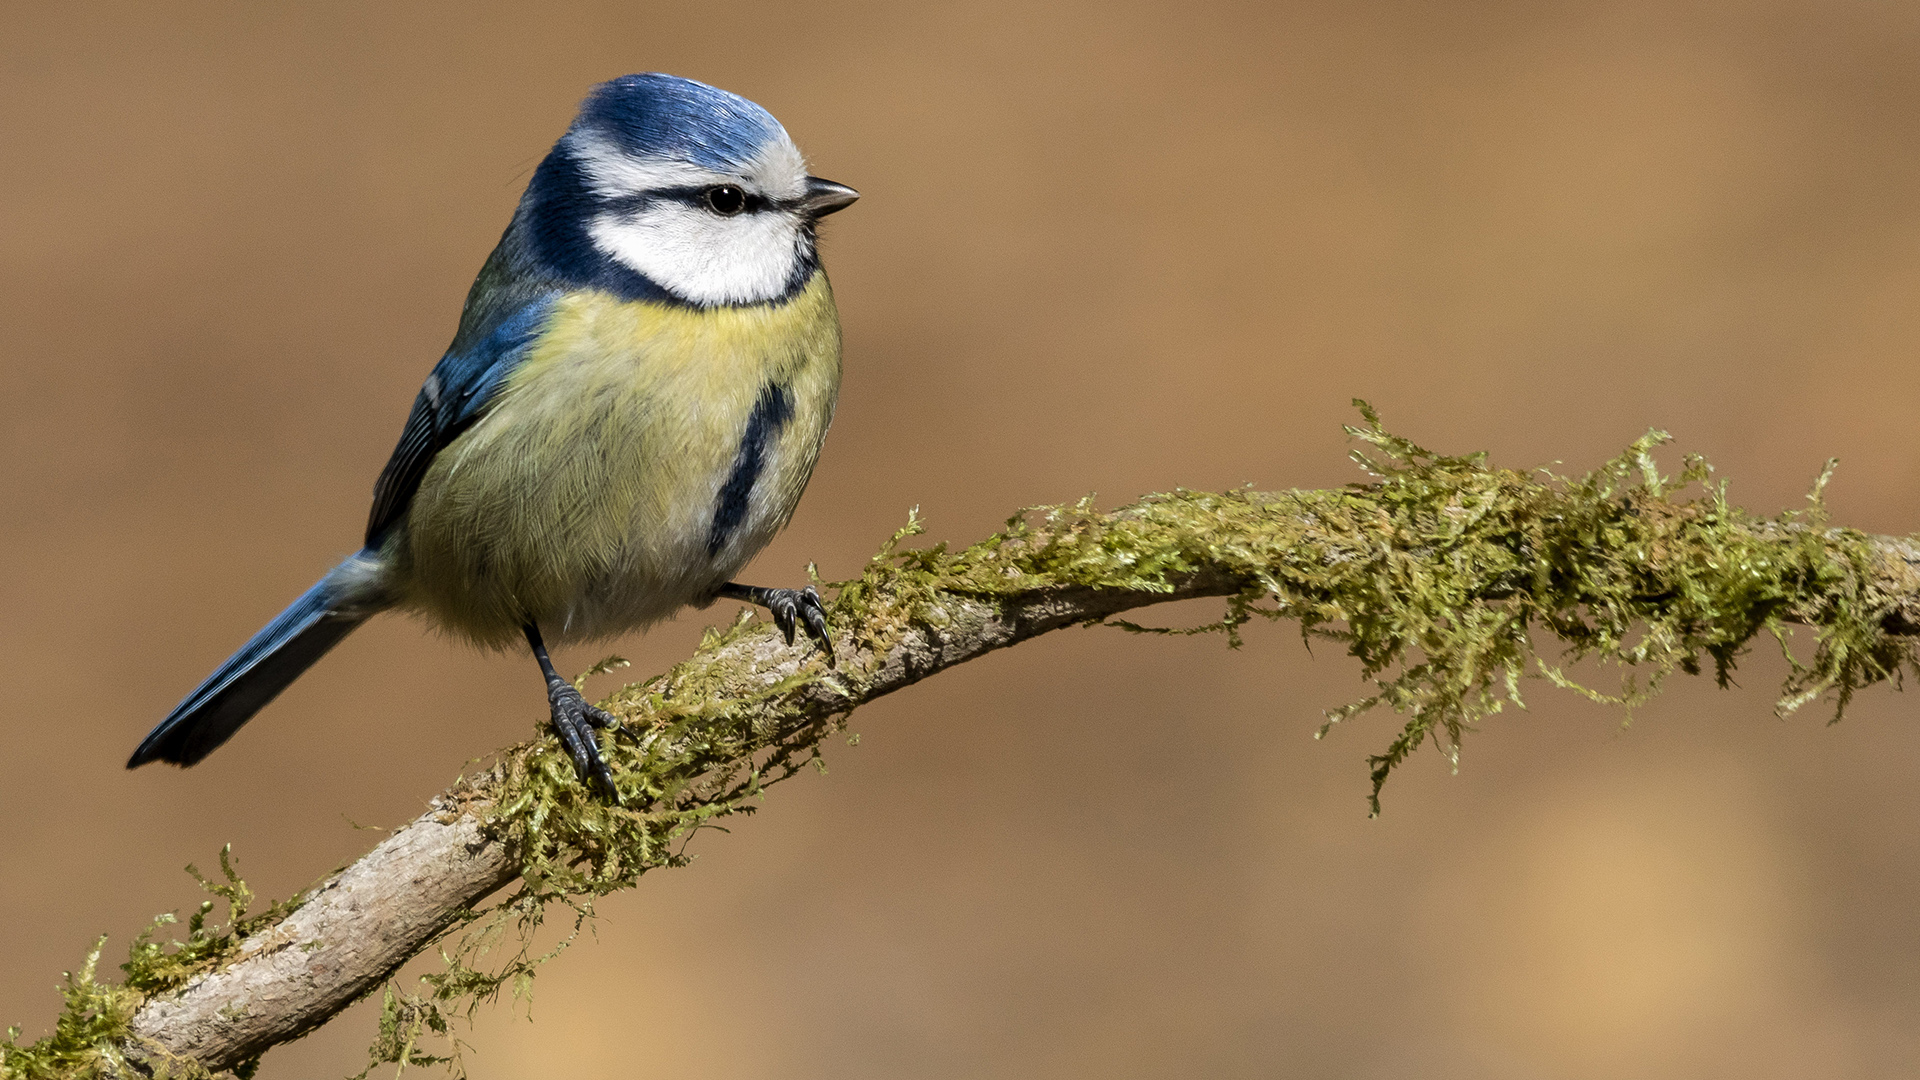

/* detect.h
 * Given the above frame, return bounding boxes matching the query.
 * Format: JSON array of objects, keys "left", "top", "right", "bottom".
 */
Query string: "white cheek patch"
[
  {"left": 565, "top": 128, "right": 815, "bottom": 305},
  {"left": 589, "top": 203, "right": 808, "bottom": 305}
]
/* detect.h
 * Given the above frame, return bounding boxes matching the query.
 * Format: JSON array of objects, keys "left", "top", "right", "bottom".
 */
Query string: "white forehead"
[{"left": 566, "top": 129, "right": 808, "bottom": 200}]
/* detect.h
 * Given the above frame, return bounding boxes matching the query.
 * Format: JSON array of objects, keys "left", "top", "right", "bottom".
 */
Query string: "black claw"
[
  {"left": 523, "top": 622, "right": 622, "bottom": 802},
  {"left": 769, "top": 593, "right": 799, "bottom": 644},
  {"left": 582, "top": 702, "right": 623, "bottom": 731},
  {"left": 796, "top": 586, "right": 834, "bottom": 662},
  {"left": 547, "top": 679, "right": 622, "bottom": 803},
  {"left": 718, "top": 582, "right": 835, "bottom": 667}
]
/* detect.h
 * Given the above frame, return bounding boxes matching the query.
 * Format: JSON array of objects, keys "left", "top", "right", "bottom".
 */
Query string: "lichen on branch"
[{"left": 7, "top": 404, "right": 1917, "bottom": 1080}]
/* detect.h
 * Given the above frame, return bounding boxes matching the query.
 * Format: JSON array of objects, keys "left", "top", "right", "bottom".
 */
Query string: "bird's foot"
[
  {"left": 719, "top": 583, "right": 835, "bottom": 666},
  {"left": 546, "top": 679, "right": 623, "bottom": 803}
]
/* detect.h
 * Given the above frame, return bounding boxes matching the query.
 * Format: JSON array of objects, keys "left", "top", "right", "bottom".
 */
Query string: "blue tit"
[{"left": 127, "top": 73, "right": 859, "bottom": 798}]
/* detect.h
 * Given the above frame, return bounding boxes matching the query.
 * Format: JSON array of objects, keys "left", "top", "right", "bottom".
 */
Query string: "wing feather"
[{"left": 364, "top": 295, "right": 557, "bottom": 544}]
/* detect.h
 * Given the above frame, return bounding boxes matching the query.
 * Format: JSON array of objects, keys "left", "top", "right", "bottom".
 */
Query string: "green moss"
[
  {"left": 22, "top": 406, "right": 1918, "bottom": 1078},
  {"left": 3, "top": 848, "right": 293, "bottom": 1080},
  {"left": 0, "top": 941, "right": 139, "bottom": 1080},
  {"left": 122, "top": 846, "right": 303, "bottom": 997}
]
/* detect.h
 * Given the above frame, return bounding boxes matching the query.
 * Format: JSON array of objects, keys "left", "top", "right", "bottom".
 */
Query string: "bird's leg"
[
  {"left": 524, "top": 622, "right": 623, "bottom": 802},
  {"left": 717, "top": 582, "right": 835, "bottom": 666}
]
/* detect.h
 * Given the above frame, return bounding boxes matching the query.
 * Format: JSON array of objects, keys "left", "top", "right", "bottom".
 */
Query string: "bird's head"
[{"left": 521, "top": 73, "right": 858, "bottom": 307}]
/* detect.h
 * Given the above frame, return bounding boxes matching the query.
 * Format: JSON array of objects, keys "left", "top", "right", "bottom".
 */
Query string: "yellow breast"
[{"left": 396, "top": 271, "right": 842, "bottom": 646}]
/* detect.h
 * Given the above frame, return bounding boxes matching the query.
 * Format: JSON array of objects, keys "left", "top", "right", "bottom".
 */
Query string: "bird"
[{"left": 126, "top": 73, "right": 858, "bottom": 799}]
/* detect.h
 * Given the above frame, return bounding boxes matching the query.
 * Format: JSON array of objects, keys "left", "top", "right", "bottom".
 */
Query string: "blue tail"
[{"left": 128, "top": 564, "right": 372, "bottom": 768}]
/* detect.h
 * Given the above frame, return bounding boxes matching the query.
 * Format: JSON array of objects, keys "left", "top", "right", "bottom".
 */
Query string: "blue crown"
[{"left": 572, "top": 73, "right": 785, "bottom": 171}]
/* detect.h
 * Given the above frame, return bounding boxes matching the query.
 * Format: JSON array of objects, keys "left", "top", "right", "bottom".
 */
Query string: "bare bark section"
[
  {"left": 120, "top": 579, "right": 1234, "bottom": 1074},
  {"left": 126, "top": 812, "right": 519, "bottom": 1072}
]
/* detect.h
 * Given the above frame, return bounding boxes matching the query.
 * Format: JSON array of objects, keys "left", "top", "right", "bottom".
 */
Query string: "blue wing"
[{"left": 365, "top": 294, "right": 557, "bottom": 544}]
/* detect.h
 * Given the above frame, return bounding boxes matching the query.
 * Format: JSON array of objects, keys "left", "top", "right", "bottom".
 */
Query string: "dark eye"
[{"left": 704, "top": 184, "right": 748, "bottom": 216}]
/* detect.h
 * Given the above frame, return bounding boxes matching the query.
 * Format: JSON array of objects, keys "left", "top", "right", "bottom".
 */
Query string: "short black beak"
[{"left": 801, "top": 176, "right": 859, "bottom": 217}]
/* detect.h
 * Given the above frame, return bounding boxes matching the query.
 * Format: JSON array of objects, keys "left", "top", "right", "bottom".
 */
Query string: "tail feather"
[{"left": 128, "top": 568, "right": 372, "bottom": 768}]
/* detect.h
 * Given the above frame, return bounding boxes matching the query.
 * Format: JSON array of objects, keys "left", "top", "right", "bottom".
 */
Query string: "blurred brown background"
[{"left": 7, "top": 1, "right": 1920, "bottom": 1076}]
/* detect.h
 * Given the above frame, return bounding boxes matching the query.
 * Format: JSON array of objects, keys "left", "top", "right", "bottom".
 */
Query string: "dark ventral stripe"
[{"left": 708, "top": 383, "right": 794, "bottom": 556}]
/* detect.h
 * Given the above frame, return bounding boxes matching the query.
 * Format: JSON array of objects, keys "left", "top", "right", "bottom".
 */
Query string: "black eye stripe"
[
  {"left": 600, "top": 186, "right": 769, "bottom": 213},
  {"left": 599, "top": 191, "right": 659, "bottom": 214}
]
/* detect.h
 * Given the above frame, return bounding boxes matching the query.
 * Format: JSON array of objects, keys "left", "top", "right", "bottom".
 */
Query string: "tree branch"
[{"left": 11, "top": 417, "right": 1919, "bottom": 1079}]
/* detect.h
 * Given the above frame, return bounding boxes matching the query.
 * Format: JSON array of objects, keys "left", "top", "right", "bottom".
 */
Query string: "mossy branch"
[{"left": 8, "top": 407, "right": 1920, "bottom": 1079}]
